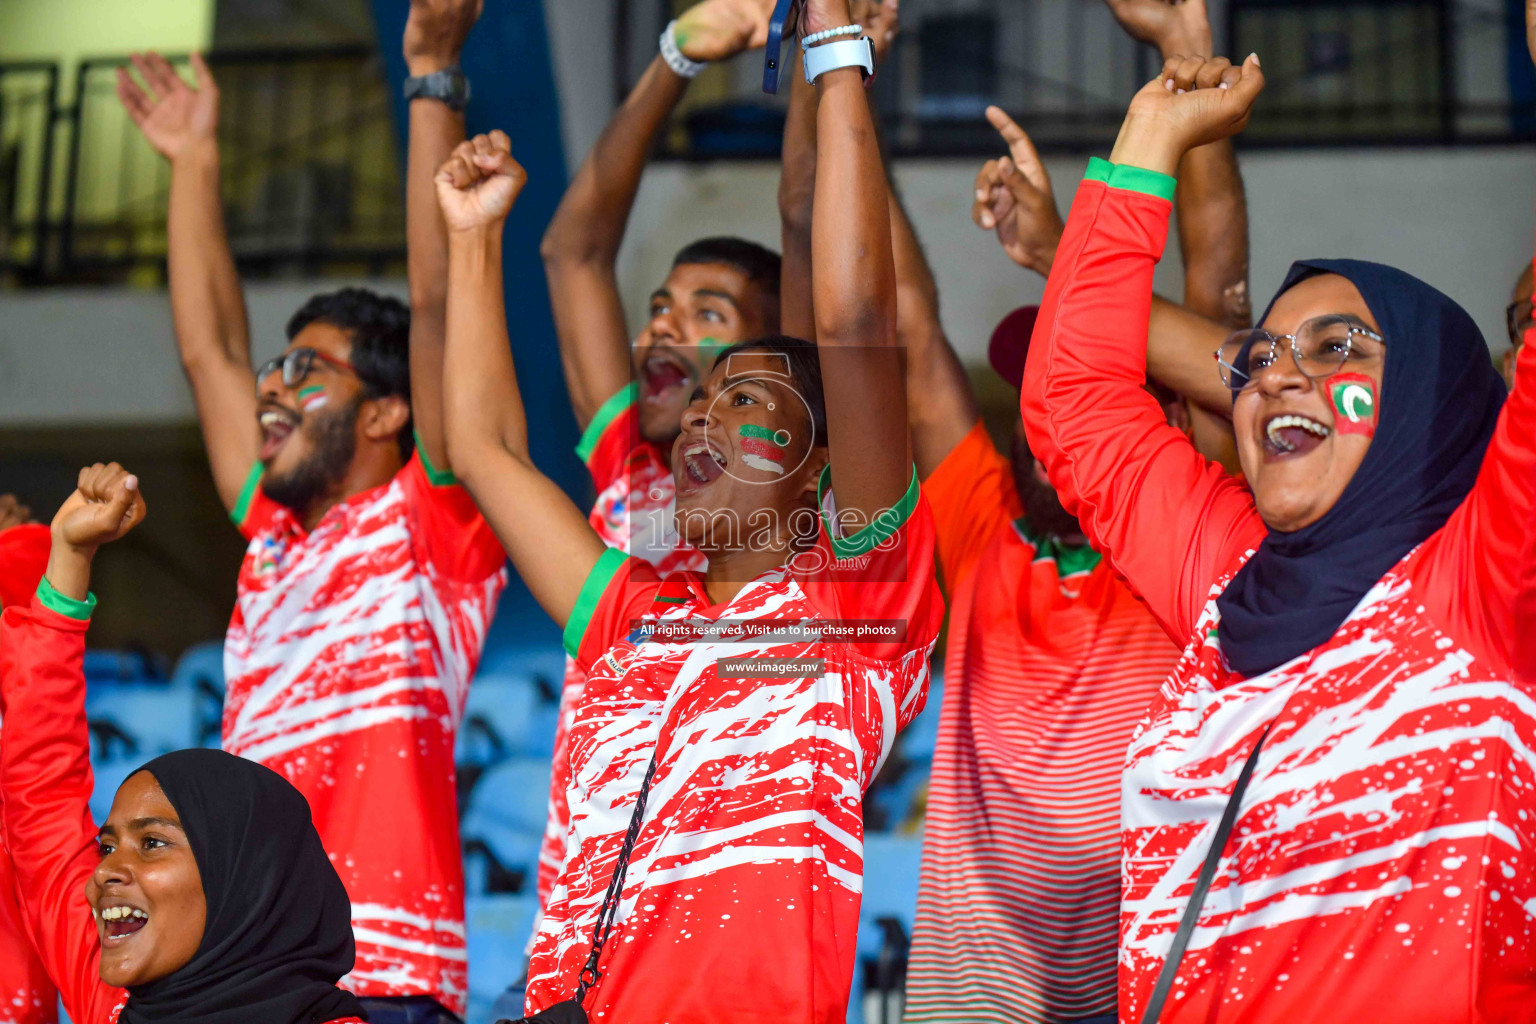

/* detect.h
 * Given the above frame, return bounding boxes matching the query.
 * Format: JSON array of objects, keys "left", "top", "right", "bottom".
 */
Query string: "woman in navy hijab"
[{"left": 1019, "top": 53, "right": 1536, "bottom": 1023}]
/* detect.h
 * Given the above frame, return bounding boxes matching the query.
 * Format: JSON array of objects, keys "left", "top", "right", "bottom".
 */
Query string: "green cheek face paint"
[
  {"left": 298, "top": 385, "right": 330, "bottom": 413},
  {"left": 738, "top": 423, "right": 790, "bottom": 475},
  {"left": 698, "top": 337, "right": 729, "bottom": 370},
  {"left": 1329, "top": 373, "right": 1377, "bottom": 437}
]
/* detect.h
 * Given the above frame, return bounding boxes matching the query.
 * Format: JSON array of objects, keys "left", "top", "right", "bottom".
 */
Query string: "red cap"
[
  {"left": 988, "top": 306, "right": 1041, "bottom": 391},
  {"left": 0, "top": 523, "right": 51, "bottom": 612}
]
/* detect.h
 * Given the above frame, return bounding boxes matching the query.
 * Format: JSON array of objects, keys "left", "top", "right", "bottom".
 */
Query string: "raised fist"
[
  {"left": 972, "top": 107, "right": 1063, "bottom": 277},
  {"left": 435, "top": 131, "right": 528, "bottom": 233},
  {"left": 673, "top": 0, "right": 777, "bottom": 63},
  {"left": 51, "top": 464, "right": 147, "bottom": 554},
  {"left": 850, "top": 0, "right": 900, "bottom": 63},
  {"left": 802, "top": 0, "right": 857, "bottom": 41},
  {"left": 1113, "top": 53, "right": 1264, "bottom": 173},
  {"left": 404, "top": 0, "right": 483, "bottom": 76},
  {"left": 1104, "top": 0, "right": 1212, "bottom": 58},
  {"left": 116, "top": 52, "right": 219, "bottom": 162}
]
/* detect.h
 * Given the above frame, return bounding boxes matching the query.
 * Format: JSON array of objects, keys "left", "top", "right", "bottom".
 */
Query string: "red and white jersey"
[
  {"left": 1022, "top": 163, "right": 1536, "bottom": 1022},
  {"left": 904, "top": 423, "right": 1177, "bottom": 1023},
  {"left": 527, "top": 473, "right": 943, "bottom": 1023},
  {"left": 223, "top": 449, "right": 507, "bottom": 1014},
  {"left": 538, "top": 386, "right": 708, "bottom": 907}
]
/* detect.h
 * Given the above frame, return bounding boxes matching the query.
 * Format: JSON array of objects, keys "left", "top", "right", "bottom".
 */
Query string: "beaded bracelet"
[
  {"left": 802, "top": 24, "right": 864, "bottom": 47},
  {"left": 660, "top": 20, "right": 708, "bottom": 79}
]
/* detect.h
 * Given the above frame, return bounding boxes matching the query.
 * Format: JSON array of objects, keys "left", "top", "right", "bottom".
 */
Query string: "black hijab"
[
  {"left": 119, "top": 749, "right": 366, "bottom": 1024},
  {"left": 1214, "top": 259, "right": 1506, "bottom": 678}
]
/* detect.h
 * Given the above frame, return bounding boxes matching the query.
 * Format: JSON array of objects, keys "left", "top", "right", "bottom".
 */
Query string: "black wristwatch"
[{"left": 403, "top": 65, "right": 471, "bottom": 112}]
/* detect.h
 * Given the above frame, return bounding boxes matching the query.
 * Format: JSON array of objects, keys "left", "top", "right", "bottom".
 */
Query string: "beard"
[
  {"left": 1010, "top": 427, "right": 1083, "bottom": 541},
  {"left": 262, "top": 396, "right": 360, "bottom": 518}
]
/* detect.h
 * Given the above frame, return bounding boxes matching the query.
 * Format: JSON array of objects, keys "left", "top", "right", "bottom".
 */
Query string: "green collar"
[{"left": 1015, "top": 518, "right": 1102, "bottom": 577}]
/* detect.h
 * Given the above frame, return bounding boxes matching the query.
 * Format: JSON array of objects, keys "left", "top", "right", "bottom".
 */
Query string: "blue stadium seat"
[
  {"left": 169, "top": 641, "right": 228, "bottom": 747},
  {"left": 899, "top": 679, "right": 943, "bottom": 765},
  {"left": 90, "top": 756, "right": 146, "bottom": 823},
  {"left": 458, "top": 673, "right": 542, "bottom": 767},
  {"left": 461, "top": 757, "right": 552, "bottom": 895},
  {"left": 171, "top": 640, "right": 225, "bottom": 693},
  {"left": 849, "top": 833, "right": 926, "bottom": 1024},
  {"left": 465, "top": 894, "right": 539, "bottom": 1024},
  {"left": 84, "top": 681, "right": 200, "bottom": 763},
  {"left": 860, "top": 833, "right": 924, "bottom": 932}
]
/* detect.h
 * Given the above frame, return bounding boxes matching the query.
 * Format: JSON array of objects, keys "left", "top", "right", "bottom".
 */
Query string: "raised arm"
[
  {"left": 439, "top": 134, "right": 607, "bottom": 628},
  {"left": 117, "top": 54, "right": 257, "bottom": 513},
  {"left": 975, "top": 104, "right": 1233, "bottom": 420},
  {"left": 1, "top": 464, "right": 146, "bottom": 1024},
  {"left": 893, "top": 185, "right": 977, "bottom": 479},
  {"left": 808, "top": 0, "right": 908, "bottom": 522},
  {"left": 402, "top": 0, "right": 482, "bottom": 473},
  {"left": 1021, "top": 56, "right": 1268, "bottom": 641},
  {"left": 1106, "top": 0, "right": 1248, "bottom": 471},
  {"left": 779, "top": 0, "right": 899, "bottom": 342},
  {"left": 778, "top": 47, "right": 819, "bottom": 341},
  {"left": 540, "top": 0, "right": 772, "bottom": 427}
]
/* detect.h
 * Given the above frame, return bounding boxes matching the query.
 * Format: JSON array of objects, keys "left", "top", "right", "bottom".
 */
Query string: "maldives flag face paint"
[
  {"left": 298, "top": 385, "right": 330, "bottom": 413},
  {"left": 1329, "top": 372, "right": 1377, "bottom": 437},
  {"left": 738, "top": 423, "right": 790, "bottom": 475}
]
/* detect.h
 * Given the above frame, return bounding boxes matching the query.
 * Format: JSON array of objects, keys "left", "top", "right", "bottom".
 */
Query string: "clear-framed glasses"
[
  {"left": 255, "top": 347, "right": 357, "bottom": 392},
  {"left": 1215, "top": 315, "right": 1383, "bottom": 392},
  {"left": 1505, "top": 297, "right": 1533, "bottom": 346}
]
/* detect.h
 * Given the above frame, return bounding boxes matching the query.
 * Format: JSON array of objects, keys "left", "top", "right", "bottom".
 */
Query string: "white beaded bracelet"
[
  {"left": 802, "top": 24, "right": 864, "bottom": 47},
  {"left": 660, "top": 20, "right": 708, "bottom": 79}
]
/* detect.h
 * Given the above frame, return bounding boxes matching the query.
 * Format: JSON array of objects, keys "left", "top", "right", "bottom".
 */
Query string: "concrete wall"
[{"left": 2, "top": 145, "right": 1529, "bottom": 428}]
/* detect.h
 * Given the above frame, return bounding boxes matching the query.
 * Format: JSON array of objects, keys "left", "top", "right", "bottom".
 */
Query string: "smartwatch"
[
  {"left": 802, "top": 37, "right": 877, "bottom": 86},
  {"left": 404, "top": 65, "right": 471, "bottom": 112}
]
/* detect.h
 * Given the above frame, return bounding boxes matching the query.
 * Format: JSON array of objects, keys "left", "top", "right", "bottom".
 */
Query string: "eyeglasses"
[
  {"left": 1215, "top": 315, "right": 1383, "bottom": 392},
  {"left": 1505, "top": 298, "right": 1533, "bottom": 346},
  {"left": 255, "top": 347, "right": 357, "bottom": 392}
]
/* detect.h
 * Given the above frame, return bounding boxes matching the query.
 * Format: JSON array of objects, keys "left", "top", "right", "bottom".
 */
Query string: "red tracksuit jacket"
[
  {"left": 1021, "top": 159, "right": 1536, "bottom": 1022},
  {"left": 0, "top": 594, "right": 363, "bottom": 1024}
]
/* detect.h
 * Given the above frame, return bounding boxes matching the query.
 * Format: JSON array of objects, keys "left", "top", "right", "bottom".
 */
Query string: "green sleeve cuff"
[
  {"left": 230, "top": 461, "right": 264, "bottom": 528},
  {"left": 575, "top": 383, "right": 639, "bottom": 466},
  {"left": 1106, "top": 164, "right": 1176, "bottom": 202},
  {"left": 818, "top": 466, "right": 922, "bottom": 560},
  {"left": 414, "top": 429, "right": 457, "bottom": 487},
  {"left": 562, "top": 546, "right": 632, "bottom": 659},
  {"left": 1083, "top": 157, "right": 1113, "bottom": 185},
  {"left": 1083, "top": 159, "right": 1176, "bottom": 202},
  {"left": 36, "top": 577, "right": 96, "bottom": 621}
]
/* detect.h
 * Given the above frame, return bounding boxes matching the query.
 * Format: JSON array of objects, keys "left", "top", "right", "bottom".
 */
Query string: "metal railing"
[
  {"left": 1, "top": 47, "right": 403, "bottom": 285},
  {"left": 631, "top": 0, "right": 1528, "bottom": 160}
]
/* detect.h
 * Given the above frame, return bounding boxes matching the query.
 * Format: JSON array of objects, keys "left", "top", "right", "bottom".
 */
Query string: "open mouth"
[
  {"left": 98, "top": 903, "right": 150, "bottom": 943},
  {"left": 642, "top": 354, "right": 692, "bottom": 404},
  {"left": 679, "top": 438, "right": 727, "bottom": 490},
  {"left": 1263, "top": 413, "right": 1331, "bottom": 459},
  {"left": 259, "top": 408, "right": 300, "bottom": 461}
]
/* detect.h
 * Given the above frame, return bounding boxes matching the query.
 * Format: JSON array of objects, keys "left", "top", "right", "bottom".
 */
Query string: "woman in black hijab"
[
  {"left": 1018, "top": 56, "right": 1536, "bottom": 1023},
  {"left": 0, "top": 463, "right": 366, "bottom": 1024}
]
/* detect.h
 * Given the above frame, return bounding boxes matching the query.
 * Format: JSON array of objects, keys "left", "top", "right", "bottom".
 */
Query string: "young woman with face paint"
[
  {"left": 0, "top": 464, "right": 367, "bottom": 1024},
  {"left": 1019, "top": 54, "right": 1536, "bottom": 1024},
  {"left": 435, "top": 1, "right": 942, "bottom": 1013}
]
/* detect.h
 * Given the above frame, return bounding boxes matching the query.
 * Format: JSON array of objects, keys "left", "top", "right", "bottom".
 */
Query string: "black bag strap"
[
  {"left": 572, "top": 752, "right": 660, "bottom": 1006},
  {"left": 1138, "top": 723, "right": 1273, "bottom": 1024}
]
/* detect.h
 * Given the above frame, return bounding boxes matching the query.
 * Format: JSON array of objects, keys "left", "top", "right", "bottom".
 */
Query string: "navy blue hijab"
[
  {"left": 120, "top": 749, "right": 365, "bottom": 1024},
  {"left": 1215, "top": 259, "right": 1506, "bottom": 678}
]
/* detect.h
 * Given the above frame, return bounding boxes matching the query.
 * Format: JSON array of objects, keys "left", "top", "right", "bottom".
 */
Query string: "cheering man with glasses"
[{"left": 114, "top": 6, "right": 506, "bottom": 1020}]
